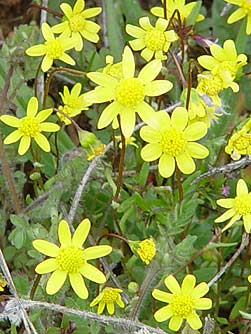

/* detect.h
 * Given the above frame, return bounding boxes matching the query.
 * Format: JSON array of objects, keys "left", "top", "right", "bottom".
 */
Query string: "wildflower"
[
  {"left": 140, "top": 107, "right": 209, "bottom": 178},
  {"left": 225, "top": 118, "right": 251, "bottom": 160},
  {"left": 196, "top": 72, "right": 224, "bottom": 106},
  {"left": 197, "top": 40, "right": 247, "bottom": 91},
  {"left": 90, "top": 287, "right": 125, "bottom": 314},
  {"left": 26, "top": 23, "right": 75, "bottom": 72},
  {"left": 222, "top": 184, "right": 231, "bottom": 197},
  {"left": 215, "top": 179, "right": 251, "bottom": 233},
  {"left": 33, "top": 219, "right": 112, "bottom": 299},
  {"left": 102, "top": 55, "right": 123, "bottom": 80},
  {"left": 129, "top": 238, "right": 156, "bottom": 265},
  {"left": 51, "top": 0, "right": 102, "bottom": 51},
  {"left": 126, "top": 17, "right": 177, "bottom": 61},
  {"left": 0, "top": 97, "right": 59, "bottom": 155},
  {"left": 224, "top": 0, "right": 251, "bottom": 35},
  {"left": 57, "top": 83, "right": 91, "bottom": 125},
  {"left": 152, "top": 274, "right": 212, "bottom": 331},
  {"left": 85, "top": 46, "right": 173, "bottom": 137},
  {"left": 151, "top": 0, "right": 204, "bottom": 24},
  {"left": 0, "top": 274, "right": 6, "bottom": 292}
]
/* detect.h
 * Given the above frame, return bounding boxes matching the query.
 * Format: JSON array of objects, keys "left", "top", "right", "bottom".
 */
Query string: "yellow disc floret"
[
  {"left": 19, "top": 117, "right": 40, "bottom": 137},
  {"left": 137, "top": 238, "right": 156, "bottom": 265},
  {"left": 46, "top": 39, "right": 63, "bottom": 59},
  {"left": 115, "top": 78, "right": 145, "bottom": 108},
  {"left": 234, "top": 194, "right": 251, "bottom": 215},
  {"left": 69, "top": 14, "right": 86, "bottom": 32},
  {"left": 171, "top": 295, "right": 194, "bottom": 318},
  {"left": 102, "top": 288, "right": 120, "bottom": 303},
  {"left": 161, "top": 128, "right": 186, "bottom": 156},
  {"left": 145, "top": 29, "right": 166, "bottom": 51},
  {"left": 57, "top": 245, "right": 84, "bottom": 273}
]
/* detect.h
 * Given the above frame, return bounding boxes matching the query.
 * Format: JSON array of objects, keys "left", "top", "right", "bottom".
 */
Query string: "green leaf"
[
  {"left": 186, "top": 1, "right": 202, "bottom": 26},
  {"left": 229, "top": 296, "right": 246, "bottom": 320},
  {"left": 235, "top": 19, "right": 247, "bottom": 53}
]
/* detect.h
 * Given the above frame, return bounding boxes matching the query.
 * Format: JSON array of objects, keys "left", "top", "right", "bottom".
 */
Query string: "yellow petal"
[
  {"left": 194, "top": 297, "right": 212, "bottom": 310},
  {"left": 36, "top": 108, "right": 53, "bottom": 123},
  {"left": 159, "top": 154, "right": 175, "bottom": 178},
  {"left": 248, "top": 275, "right": 251, "bottom": 283},
  {"left": 40, "top": 122, "right": 60, "bottom": 132},
  {"left": 169, "top": 315, "right": 183, "bottom": 331},
  {"left": 216, "top": 198, "right": 234, "bottom": 208},
  {"left": 210, "top": 43, "right": 226, "bottom": 62},
  {"left": 27, "top": 97, "right": 38, "bottom": 117},
  {"left": 236, "top": 179, "right": 248, "bottom": 196},
  {"left": 33, "top": 239, "right": 59, "bottom": 257},
  {"left": 107, "top": 302, "right": 115, "bottom": 315},
  {"left": 34, "top": 133, "right": 50, "bottom": 152},
  {"left": 25, "top": 44, "right": 46, "bottom": 56},
  {"left": 141, "top": 143, "right": 162, "bottom": 162},
  {"left": 191, "top": 282, "right": 209, "bottom": 299},
  {"left": 72, "top": 218, "right": 91, "bottom": 247},
  {"left": 126, "top": 24, "right": 145, "bottom": 38},
  {"left": 69, "top": 272, "right": 88, "bottom": 299},
  {"left": 221, "top": 214, "right": 240, "bottom": 231},
  {"left": 4, "top": 130, "right": 22, "bottom": 144},
  {"left": 122, "top": 46, "right": 135, "bottom": 79},
  {"left": 0, "top": 115, "right": 20, "bottom": 127},
  {"left": 42, "top": 23, "right": 54, "bottom": 41},
  {"left": 85, "top": 21, "right": 101, "bottom": 34},
  {"left": 135, "top": 102, "right": 156, "bottom": 125},
  {"left": 152, "top": 289, "right": 173, "bottom": 303},
  {"left": 138, "top": 59, "right": 162, "bottom": 83},
  {"left": 243, "top": 213, "right": 251, "bottom": 233},
  {"left": 60, "top": 53, "right": 76, "bottom": 66},
  {"left": 140, "top": 126, "right": 161, "bottom": 143},
  {"left": 215, "top": 208, "right": 236, "bottom": 223},
  {"left": 85, "top": 87, "right": 115, "bottom": 104},
  {"left": 18, "top": 136, "right": 31, "bottom": 155},
  {"left": 223, "top": 40, "right": 237, "bottom": 60},
  {"left": 97, "top": 102, "right": 120, "bottom": 129},
  {"left": 156, "top": 18, "right": 168, "bottom": 30},
  {"left": 184, "top": 122, "right": 207, "bottom": 141},
  {"left": 73, "top": 0, "right": 84, "bottom": 14},
  {"left": 139, "top": 16, "right": 153, "bottom": 30},
  {"left": 197, "top": 55, "right": 218, "bottom": 71},
  {"left": 181, "top": 274, "right": 196, "bottom": 295},
  {"left": 154, "top": 305, "right": 173, "bottom": 322},
  {"left": 97, "top": 302, "right": 106, "bottom": 314},
  {"left": 83, "top": 245, "right": 112, "bottom": 260},
  {"left": 246, "top": 14, "right": 251, "bottom": 35},
  {"left": 171, "top": 107, "right": 188, "bottom": 131},
  {"left": 51, "top": 21, "right": 69, "bottom": 34},
  {"left": 58, "top": 220, "right": 72, "bottom": 247},
  {"left": 164, "top": 275, "right": 181, "bottom": 294},
  {"left": 141, "top": 48, "right": 154, "bottom": 61},
  {"left": 60, "top": 3, "right": 73, "bottom": 19},
  {"left": 41, "top": 55, "right": 53, "bottom": 72},
  {"left": 46, "top": 270, "right": 67, "bottom": 295},
  {"left": 186, "top": 313, "right": 202, "bottom": 330},
  {"left": 145, "top": 80, "right": 173, "bottom": 97},
  {"left": 82, "top": 7, "right": 102, "bottom": 19},
  {"left": 187, "top": 142, "right": 209, "bottom": 159},
  {"left": 35, "top": 258, "right": 58, "bottom": 274},
  {"left": 71, "top": 83, "right": 82, "bottom": 97},
  {"left": 176, "top": 153, "right": 195, "bottom": 175},
  {"left": 72, "top": 32, "right": 83, "bottom": 51},
  {"left": 129, "top": 39, "right": 145, "bottom": 51},
  {"left": 87, "top": 72, "right": 118, "bottom": 88},
  {"left": 80, "top": 263, "right": 106, "bottom": 283},
  {"left": 80, "top": 30, "right": 99, "bottom": 43},
  {"left": 227, "top": 8, "right": 246, "bottom": 24},
  {"left": 120, "top": 108, "right": 135, "bottom": 137}
]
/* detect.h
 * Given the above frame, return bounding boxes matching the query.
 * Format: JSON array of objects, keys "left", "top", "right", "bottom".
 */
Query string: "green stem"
[
  {"left": 29, "top": 274, "right": 41, "bottom": 300},
  {"left": 175, "top": 166, "right": 183, "bottom": 203}
]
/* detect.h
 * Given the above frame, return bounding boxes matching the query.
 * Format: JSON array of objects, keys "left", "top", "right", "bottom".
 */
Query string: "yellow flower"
[
  {"left": 85, "top": 46, "right": 173, "bottom": 137},
  {"left": 152, "top": 274, "right": 212, "bottom": 331},
  {"left": 196, "top": 72, "right": 224, "bottom": 105},
  {"left": 0, "top": 274, "right": 6, "bottom": 292},
  {"left": 102, "top": 55, "right": 123, "bottom": 80},
  {"left": 90, "top": 287, "right": 125, "bottom": 314},
  {"left": 129, "top": 238, "right": 156, "bottom": 265},
  {"left": 225, "top": 0, "right": 251, "bottom": 34},
  {"left": 151, "top": 0, "right": 204, "bottom": 24},
  {"left": 51, "top": 0, "right": 101, "bottom": 51},
  {"left": 215, "top": 179, "right": 251, "bottom": 233},
  {"left": 197, "top": 40, "right": 247, "bottom": 91},
  {"left": 140, "top": 107, "right": 209, "bottom": 178},
  {"left": 225, "top": 118, "right": 251, "bottom": 160},
  {"left": 32, "top": 219, "right": 112, "bottom": 299},
  {"left": 26, "top": 23, "right": 75, "bottom": 72},
  {"left": 0, "top": 97, "right": 59, "bottom": 155},
  {"left": 126, "top": 17, "right": 177, "bottom": 61},
  {"left": 57, "top": 83, "right": 91, "bottom": 125}
]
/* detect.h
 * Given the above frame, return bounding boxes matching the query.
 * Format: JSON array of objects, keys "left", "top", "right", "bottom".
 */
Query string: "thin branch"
[
  {"left": 208, "top": 233, "right": 249, "bottom": 288},
  {"left": 192, "top": 156, "right": 251, "bottom": 184},
  {"left": 17, "top": 298, "right": 167, "bottom": 334}
]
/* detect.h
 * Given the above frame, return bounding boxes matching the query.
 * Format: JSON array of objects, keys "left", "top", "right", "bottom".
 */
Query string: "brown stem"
[
  {"left": 169, "top": 49, "right": 187, "bottom": 88},
  {"left": 163, "top": 0, "right": 167, "bottom": 20},
  {"left": 29, "top": 3, "right": 63, "bottom": 17},
  {"left": 97, "top": 233, "right": 128, "bottom": 245}
]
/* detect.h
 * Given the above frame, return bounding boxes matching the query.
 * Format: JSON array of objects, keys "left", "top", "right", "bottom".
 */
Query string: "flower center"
[
  {"left": 69, "top": 14, "right": 85, "bottom": 32},
  {"left": 66, "top": 96, "right": 83, "bottom": 110},
  {"left": 56, "top": 245, "right": 84, "bottom": 273},
  {"left": 234, "top": 135, "right": 251, "bottom": 151},
  {"left": 243, "top": 1, "right": 251, "bottom": 14},
  {"left": 160, "top": 128, "right": 186, "bottom": 156},
  {"left": 145, "top": 29, "right": 166, "bottom": 51},
  {"left": 171, "top": 295, "right": 194, "bottom": 318},
  {"left": 137, "top": 239, "right": 156, "bottom": 265},
  {"left": 197, "top": 75, "right": 224, "bottom": 96},
  {"left": 102, "top": 288, "right": 119, "bottom": 303},
  {"left": 115, "top": 78, "right": 145, "bottom": 108},
  {"left": 234, "top": 194, "right": 251, "bottom": 215},
  {"left": 19, "top": 117, "right": 40, "bottom": 137},
  {"left": 215, "top": 61, "right": 237, "bottom": 79},
  {"left": 46, "top": 39, "right": 63, "bottom": 59}
]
